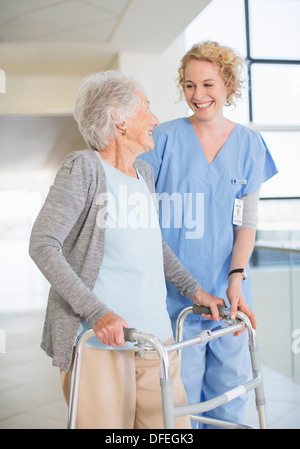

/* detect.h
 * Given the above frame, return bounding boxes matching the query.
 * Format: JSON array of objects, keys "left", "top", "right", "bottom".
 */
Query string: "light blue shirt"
[{"left": 77, "top": 155, "right": 172, "bottom": 349}]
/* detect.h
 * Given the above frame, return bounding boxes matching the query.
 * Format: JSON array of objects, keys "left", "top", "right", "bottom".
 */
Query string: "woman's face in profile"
[{"left": 125, "top": 92, "right": 160, "bottom": 154}]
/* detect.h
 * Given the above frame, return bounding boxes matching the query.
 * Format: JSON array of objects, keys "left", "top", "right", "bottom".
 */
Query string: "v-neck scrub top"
[{"left": 139, "top": 118, "right": 278, "bottom": 318}]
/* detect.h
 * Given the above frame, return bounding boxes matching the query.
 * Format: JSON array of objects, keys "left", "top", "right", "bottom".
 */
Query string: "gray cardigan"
[{"left": 29, "top": 150, "right": 201, "bottom": 372}]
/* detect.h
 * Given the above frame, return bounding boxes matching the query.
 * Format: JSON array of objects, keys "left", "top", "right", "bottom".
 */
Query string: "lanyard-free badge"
[{"left": 233, "top": 198, "right": 244, "bottom": 226}]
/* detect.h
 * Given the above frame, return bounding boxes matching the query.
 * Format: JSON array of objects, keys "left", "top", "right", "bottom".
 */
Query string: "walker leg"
[
  {"left": 160, "top": 378, "right": 176, "bottom": 429},
  {"left": 67, "top": 348, "right": 81, "bottom": 429},
  {"left": 249, "top": 344, "right": 268, "bottom": 429}
]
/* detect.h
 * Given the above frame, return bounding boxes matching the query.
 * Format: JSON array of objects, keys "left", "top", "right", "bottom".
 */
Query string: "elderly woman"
[
  {"left": 139, "top": 42, "right": 278, "bottom": 428},
  {"left": 29, "top": 70, "right": 224, "bottom": 429}
]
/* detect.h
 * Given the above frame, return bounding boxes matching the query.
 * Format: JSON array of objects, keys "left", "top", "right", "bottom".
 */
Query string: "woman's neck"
[
  {"left": 189, "top": 113, "right": 232, "bottom": 137},
  {"left": 97, "top": 142, "right": 138, "bottom": 178}
]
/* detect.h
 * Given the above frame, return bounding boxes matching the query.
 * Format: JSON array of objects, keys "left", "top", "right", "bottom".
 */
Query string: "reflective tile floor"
[{"left": 0, "top": 310, "right": 299, "bottom": 429}]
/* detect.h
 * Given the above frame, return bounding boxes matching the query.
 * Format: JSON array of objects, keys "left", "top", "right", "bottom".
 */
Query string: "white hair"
[{"left": 73, "top": 70, "right": 149, "bottom": 150}]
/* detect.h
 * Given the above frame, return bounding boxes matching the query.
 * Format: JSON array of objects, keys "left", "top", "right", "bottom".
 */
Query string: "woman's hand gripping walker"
[{"left": 68, "top": 305, "right": 267, "bottom": 430}]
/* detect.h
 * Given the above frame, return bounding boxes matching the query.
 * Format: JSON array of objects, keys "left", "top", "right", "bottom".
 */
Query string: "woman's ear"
[
  {"left": 115, "top": 121, "right": 127, "bottom": 136},
  {"left": 111, "top": 109, "right": 126, "bottom": 133}
]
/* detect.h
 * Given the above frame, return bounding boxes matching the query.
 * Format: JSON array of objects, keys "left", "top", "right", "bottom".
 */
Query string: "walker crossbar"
[{"left": 67, "top": 306, "right": 267, "bottom": 429}]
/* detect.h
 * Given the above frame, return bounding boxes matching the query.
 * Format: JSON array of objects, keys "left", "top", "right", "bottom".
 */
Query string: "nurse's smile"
[{"left": 194, "top": 101, "right": 214, "bottom": 110}]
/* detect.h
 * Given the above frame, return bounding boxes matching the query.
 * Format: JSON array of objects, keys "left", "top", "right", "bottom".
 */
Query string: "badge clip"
[{"left": 231, "top": 179, "right": 247, "bottom": 185}]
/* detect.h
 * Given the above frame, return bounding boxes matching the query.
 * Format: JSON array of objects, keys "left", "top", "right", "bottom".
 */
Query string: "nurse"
[{"left": 139, "top": 41, "right": 278, "bottom": 427}]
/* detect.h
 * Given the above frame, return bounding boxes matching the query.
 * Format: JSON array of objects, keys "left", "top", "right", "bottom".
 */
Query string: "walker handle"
[
  {"left": 123, "top": 327, "right": 137, "bottom": 342},
  {"left": 193, "top": 304, "right": 226, "bottom": 318}
]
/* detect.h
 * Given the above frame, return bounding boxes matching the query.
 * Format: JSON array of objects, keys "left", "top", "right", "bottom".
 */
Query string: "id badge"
[{"left": 233, "top": 198, "right": 244, "bottom": 226}]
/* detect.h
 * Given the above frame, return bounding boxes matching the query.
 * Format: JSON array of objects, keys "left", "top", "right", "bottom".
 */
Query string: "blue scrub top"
[{"left": 139, "top": 118, "right": 278, "bottom": 319}]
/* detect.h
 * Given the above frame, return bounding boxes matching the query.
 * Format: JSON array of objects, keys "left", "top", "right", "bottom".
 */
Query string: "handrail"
[{"left": 254, "top": 241, "right": 300, "bottom": 254}]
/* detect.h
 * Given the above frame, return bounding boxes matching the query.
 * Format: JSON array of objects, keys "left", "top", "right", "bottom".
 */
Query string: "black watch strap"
[{"left": 227, "top": 268, "right": 246, "bottom": 280}]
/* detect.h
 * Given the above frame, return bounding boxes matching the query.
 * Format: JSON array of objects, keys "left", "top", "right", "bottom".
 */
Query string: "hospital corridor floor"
[{"left": 0, "top": 310, "right": 299, "bottom": 429}]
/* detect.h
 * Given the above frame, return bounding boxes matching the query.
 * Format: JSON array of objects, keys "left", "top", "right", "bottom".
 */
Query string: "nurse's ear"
[{"left": 225, "top": 88, "right": 232, "bottom": 107}]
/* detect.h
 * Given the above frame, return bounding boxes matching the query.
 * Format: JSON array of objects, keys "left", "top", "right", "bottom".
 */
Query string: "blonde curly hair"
[{"left": 178, "top": 41, "right": 246, "bottom": 107}]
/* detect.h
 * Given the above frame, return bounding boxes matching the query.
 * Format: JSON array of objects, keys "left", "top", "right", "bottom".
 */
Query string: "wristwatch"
[{"left": 227, "top": 268, "right": 247, "bottom": 280}]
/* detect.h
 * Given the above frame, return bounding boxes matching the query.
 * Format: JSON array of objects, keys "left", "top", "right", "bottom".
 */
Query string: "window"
[
  {"left": 248, "top": 0, "right": 300, "bottom": 60},
  {"left": 185, "top": 0, "right": 300, "bottom": 210},
  {"left": 251, "top": 64, "right": 300, "bottom": 126}
]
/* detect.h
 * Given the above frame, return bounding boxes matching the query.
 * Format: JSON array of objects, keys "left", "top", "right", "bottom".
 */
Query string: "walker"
[{"left": 67, "top": 305, "right": 267, "bottom": 429}]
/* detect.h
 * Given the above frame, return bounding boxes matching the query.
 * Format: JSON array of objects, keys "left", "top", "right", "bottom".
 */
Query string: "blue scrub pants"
[{"left": 171, "top": 317, "right": 251, "bottom": 429}]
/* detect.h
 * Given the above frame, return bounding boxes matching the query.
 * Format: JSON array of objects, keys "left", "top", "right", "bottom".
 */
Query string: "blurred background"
[{"left": 0, "top": 0, "right": 299, "bottom": 429}]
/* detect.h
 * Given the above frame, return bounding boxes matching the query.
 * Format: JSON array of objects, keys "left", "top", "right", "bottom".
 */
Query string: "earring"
[{"left": 121, "top": 127, "right": 128, "bottom": 136}]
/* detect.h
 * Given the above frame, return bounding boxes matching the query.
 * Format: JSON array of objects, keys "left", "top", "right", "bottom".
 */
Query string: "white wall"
[
  {"left": 114, "top": 34, "right": 187, "bottom": 124},
  {"left": 0, "top": 35, "right": 187, "bottom": 120},
  {"left": 0, "top": 75, "right": 83, "bottom": 115}
]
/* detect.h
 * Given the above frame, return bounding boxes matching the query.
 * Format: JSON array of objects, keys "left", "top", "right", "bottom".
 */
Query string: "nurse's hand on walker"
[
  {"left": 192, "top": 289, "right": 225, "bottom": 322},
  {"left": 226, "top": 274, "right": 257, "bottom": 336}
]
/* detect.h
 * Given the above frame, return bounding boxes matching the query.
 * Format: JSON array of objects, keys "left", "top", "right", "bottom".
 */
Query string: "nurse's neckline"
[{"left": 185, "top": 118, "right": 239, "bottom": 165}]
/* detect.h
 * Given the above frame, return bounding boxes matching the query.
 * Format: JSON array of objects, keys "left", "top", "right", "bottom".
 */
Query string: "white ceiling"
[
  {"left": 0, "top": 0, "right": 130, "bottom": 44},
  {"left": 0, "top": 0, "right": 211, "bottom": 74},
  {"left": 0, "top": 0, "right": 211, "bottom": 173}
]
